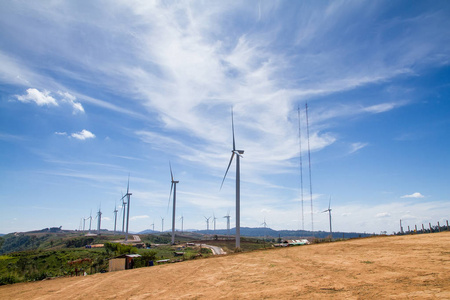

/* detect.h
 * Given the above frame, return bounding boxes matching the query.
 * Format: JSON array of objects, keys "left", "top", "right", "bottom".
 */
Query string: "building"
[{"left": 108, "top": 254, "right": 142, "bottom": 272}]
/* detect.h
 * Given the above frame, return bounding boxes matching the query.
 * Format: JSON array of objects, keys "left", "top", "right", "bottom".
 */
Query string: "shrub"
[{"left": 0, "top": 274, "right": 18, "bottom": 285}]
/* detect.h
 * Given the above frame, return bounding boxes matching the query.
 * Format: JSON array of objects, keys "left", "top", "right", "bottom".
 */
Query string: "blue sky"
[{"left": 1, "top": 1, "right": 449, "bottom": 235}]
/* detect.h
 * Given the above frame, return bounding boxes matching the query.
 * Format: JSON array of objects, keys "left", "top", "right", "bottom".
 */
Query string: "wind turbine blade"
[
  {"left": 220, "top": 152, "right": 235, "bottom": 189},
  {"left": 127, "top": 174, "right": 130, "bottom": 195},
  {"left": 231, "top": 108, "right": 236, "bottom": 151},
  {"left": 329, "top": 196, "right": 331, "bottom": 210},
  {"left": 167, "top": 182, "right": 173, "bottom": 214},
  {"left": 169, "top": 161, "right": 174, "bottom": 182}
]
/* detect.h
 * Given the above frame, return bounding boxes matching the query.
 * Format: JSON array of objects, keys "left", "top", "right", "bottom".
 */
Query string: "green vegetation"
[{"left": 0, "top": 231, "right": 278, "bottom": 286}]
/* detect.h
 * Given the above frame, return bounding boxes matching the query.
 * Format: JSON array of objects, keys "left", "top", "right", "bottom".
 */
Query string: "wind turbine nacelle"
[{"left": 235, "top": 150, "right": 244, "bottom": 155}]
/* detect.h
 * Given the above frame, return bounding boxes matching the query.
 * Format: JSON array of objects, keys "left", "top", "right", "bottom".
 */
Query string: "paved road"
[{"left": 199, "top": 244, "right": 226, "bottom": 255}]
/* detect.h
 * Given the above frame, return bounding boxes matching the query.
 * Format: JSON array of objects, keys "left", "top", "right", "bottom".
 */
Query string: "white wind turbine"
[
  {"left": 223, "top": 210, "right": 231, "bottom": 236},
  {"left": 95, "top": 206, "right": 102, "bottom": 235},
  {"left": 221, "top": 108, "right": 244, "bottom": 249},
  {"left": 322, "top": 196, "right": 332, "bottom": 238},
  {"left": 168, "top": 162, "right": 179, "bottom": 245},
  {"left": 179, "top": 216, "right": 184, "bottom": 233},
  {"left": 121, "top": 192, "right": 126, "bottom": 233},
  {"left": 113, "top": 203, "right": 118, "bottom": 235},
  {"left": 213, "top": 213, "right": 217, "bottom": 235},
  {"left": 88, "top": 210, "right": 93, "bottom": 234},
  {"left": 161, "top": 217, "right": 164, "bottom": 232},
  {"left": 121, "top": 176, "right": 132, "bottom": 241},
  {"left": 204, "top": 216, "right": 211, "bottom": 232}
]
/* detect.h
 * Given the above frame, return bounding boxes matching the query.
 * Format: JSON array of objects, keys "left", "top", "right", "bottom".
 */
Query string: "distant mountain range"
[{"left": 138, "top": 227, "right": 372, "bottom": 239}]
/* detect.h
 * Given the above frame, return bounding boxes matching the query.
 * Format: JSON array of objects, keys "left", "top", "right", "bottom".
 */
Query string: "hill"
[
  {"left": 139, "top": 227, "right": 372, "bottom": 239},
  {"left": 1, "top": 232, "right": 449, "bottom": 298}
]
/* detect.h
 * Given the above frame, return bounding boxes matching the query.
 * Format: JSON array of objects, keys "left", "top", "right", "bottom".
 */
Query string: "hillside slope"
[{"left": 1, "top": 232, "right": 449, "bottom": 299}]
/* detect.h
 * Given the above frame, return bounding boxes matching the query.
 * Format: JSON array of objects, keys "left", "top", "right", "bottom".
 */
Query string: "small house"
[{"left": 108, "top": 254, "right": 142, "bottom": 272}]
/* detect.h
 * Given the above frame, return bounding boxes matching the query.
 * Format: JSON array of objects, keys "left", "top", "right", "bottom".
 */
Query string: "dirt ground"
[{"left": 1, "top": 232, "right": 450, "bottom": 299}]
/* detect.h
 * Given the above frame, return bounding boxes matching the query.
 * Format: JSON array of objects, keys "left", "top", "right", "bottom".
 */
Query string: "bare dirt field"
[{"left": 1, "top": 232, "right": 450, "bottom": 299}]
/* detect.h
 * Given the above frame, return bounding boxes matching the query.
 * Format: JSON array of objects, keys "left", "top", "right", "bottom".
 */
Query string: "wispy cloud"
[
  {"left": 130, "top": 215, "right": 149, "bottom": 221},
  {"left": 401, "top": 192, "right": 425, "bottom": 199},
  {"left": 349, "top": 142, "right": 368, "bottom": 154}
]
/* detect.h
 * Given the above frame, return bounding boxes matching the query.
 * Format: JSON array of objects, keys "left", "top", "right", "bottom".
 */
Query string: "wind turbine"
[
  {"left": 168, "top": 162, "right": 179, "bottom": 245},
  {"left": 261, "top": 217, "right": 267, "bottom": 245},
  {"left": 113, "top": 203, "right": 118, "bottom": 235},
  {"left": 213, "top": 213, "right": 217, "bottom": 235},
  {"left": 179, "top": 215, "right": 184, "bottom": 233},
  {"left": 161, "top": 217, "right": 164, "bottom": 232},
  {"left": 224, "top": 210, "right": 231, "bottom": 236},
  {"left": 121, "top": 176, "right": 132, "bottom": 241},
  {"left": 82, "top": 217, "right": 87, "bottom": 232},
  {"left": 96, "top": 207, "right": 102, "bottom": 235},
  {"left": 322, "top": 196, "right": 332, "bottom": 238},
  {"left": 121, "top": 192, "right": 126, "bottom": 233},
  {"left": 204, "top": 216, "right": 211, "bottom": 232},
  {"left": 150, "top": 222, "right": 155, "bottom": 232},
  {"left": 221, "top": 108, "right": 244, "bottom": 249},
  {"left": 88, "top": 210, "right": 93, "bottom": 234}
]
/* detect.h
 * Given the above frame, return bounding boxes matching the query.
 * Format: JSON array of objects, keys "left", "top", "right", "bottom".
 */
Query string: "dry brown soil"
[{"left": 1, "top": 232, "right": 450, "bottom": 299}]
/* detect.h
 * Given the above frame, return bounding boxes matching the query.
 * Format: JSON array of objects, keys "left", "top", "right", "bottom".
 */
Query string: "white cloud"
[
  {"left": 54, "top": 132, "right": 67, "bottom": 136},
  {"left": 375, "top": 212, "right": 391, "bottom": 218},
  {"left": 130, "top": 215, "right": 149, "bottom": 221},
  {"left": 71, "top": 129, "right": 95, "bottom": 140},
  {"left": 401, "top": 192, "right": 425, "bottom": 199},
  {"left": 58, "top": 91, "right": 84, "bottom": 114},
  {"left": 364, "top": 103, "right": 397, "bottom": 114},
  {"left": 16, "top": 88, "right": 58, "bottom": 106}
]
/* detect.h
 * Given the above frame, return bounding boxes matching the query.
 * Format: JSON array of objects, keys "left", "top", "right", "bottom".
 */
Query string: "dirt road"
[{"left": 1, "top": 232, "right": 449, "bottom": 299}]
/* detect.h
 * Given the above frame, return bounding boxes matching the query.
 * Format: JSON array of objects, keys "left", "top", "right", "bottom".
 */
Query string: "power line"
[{"left": 305, "top": 102, "right": 314, "bottom": 235}]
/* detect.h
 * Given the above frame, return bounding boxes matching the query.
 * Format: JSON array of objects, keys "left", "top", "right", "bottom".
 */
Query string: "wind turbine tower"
[
  {"left": 121, "top": 192, "right": 127, "bottom": 233},
  {"left": 122, "top": 176, "right": 132, "bottom": 241},
  {"left": 161, "top": 217, "right": 164, "bottom": 232},
  {"left": 213, "top": 214, "right": 217, "bottom": 235},
  {"left": 180, "top": 216, "right": 184, "bottom": 233},
  {"left": 204, "top": 216, "right": 211, "bottom": 232},
  {"left": 224, "top": 210, "right": 231, "bottom": 236},
  {"left": 88, "top": 210, "right": 93, "bottom": 234},
  {"left": 168, "top": 163, "right": 179, "bottom": 245},
  {"left": 221, "top": 108, "right": 244, "bottom": 249},
  {"left": 322, "top": 196, "right": 332, "bottom": 238},
  {"left": 96, "top": 207, "right": 102, "bottom": 235},
  {"left": 113, "top": 204, "right": 118, "bottom": 235},
  {"left": 261, "top": 218, "right": 267, "bottom": 241}
]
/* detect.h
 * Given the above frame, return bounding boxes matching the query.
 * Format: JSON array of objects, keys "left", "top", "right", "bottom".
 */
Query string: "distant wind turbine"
[
  {"left": 168, "top": 162, "right": 179, "bottom": 245},
  {"left": 179, "top": 215, "right": 184, "bottom": 233},
  {"left": 88, "top": 210, "right": 93, "bottom": 234},
  {"left": 121, "top": 191, "right": 126, "bottom": 233},
  {"left": 261, "top": 217, "right": 267, "bottom": 241},
  {"left": 121, "top": 176, "right": 132, "bottom": 241},
  {"left": 221, "top": 108, "right": 244, "bottom": 248},
  {"left": 96, "top": 206, "right": 102, "bottom": 235},
  {"left": 204, "top": 216, "right": 211, "bottom": 232},
  {"left": 223, "top": 210, "right": 231, "bottom": 236},
  {"left": 113, "top": 203, "right": 118, "bottom": 235},
  {"left": 322, "top": 196, "right": 332, "bottom": 238},
  {"left": 161, "top": 217, "right": 164, "bottom": 232},
  {"left": 213, "top": 213, "right": 217, "bottom": 235}
]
